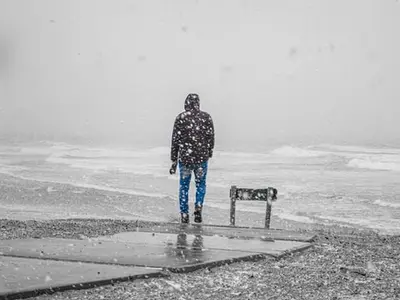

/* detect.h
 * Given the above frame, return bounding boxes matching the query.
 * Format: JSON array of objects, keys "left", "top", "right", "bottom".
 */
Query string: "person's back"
[{"left": 170, "top": 93, "right": 214, "bottom": 223}]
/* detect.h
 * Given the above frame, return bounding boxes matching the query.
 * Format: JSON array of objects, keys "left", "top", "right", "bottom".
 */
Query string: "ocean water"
[{"left": 0, "top": 141, "right": 399, "bottom": 234}]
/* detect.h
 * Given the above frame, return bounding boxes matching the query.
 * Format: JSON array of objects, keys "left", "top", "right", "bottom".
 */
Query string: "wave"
[
  {"left": 317, "top": 144, "right": 400, "bottom": 155},
  {"left": 218, "top": 151, "right": 267, "bottom": 158},
  {"left": 373, "top": 200, "right": 400, "bottom": 208},
  {"left": 270, "top": 146, "right": 327, "bottom": 158},
  {"left": 5, "top": 140, "right": 400, "bottom": 178},
  {"left": 220, "top": 146, "right": 327, "bottom": 159},
  {"left": 276, "top": 213, "right": 316, "bottom": 224},
  {"left": 47, "top": 144, "right": 169, "bottom": 160},
  {"left": 0, "top": 165, "right": 29, "bottom": 175},
  {"left": 347, "top": 156, "right": 400, "bottom": 172},
  {"left": 2, "top": 172, "right": 169, "bottom": 199},
  {"left": 40, "top": 142, "right": 170, "bottom": 176}
]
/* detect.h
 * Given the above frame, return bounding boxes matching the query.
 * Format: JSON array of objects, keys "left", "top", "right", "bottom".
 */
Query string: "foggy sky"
[{"left": 1, "top": 0, "right": 400, "bottom": 148}]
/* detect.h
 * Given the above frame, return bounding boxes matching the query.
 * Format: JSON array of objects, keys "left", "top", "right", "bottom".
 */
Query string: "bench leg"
[
  {"left": 265, "top": 189, "right": 272, "bottom": 229},
  {"left": 230, "top": 197, "right": 236, "bottom": 226},
  {"left": 230, "top": 186, "right": 237, "bottom": 226}
]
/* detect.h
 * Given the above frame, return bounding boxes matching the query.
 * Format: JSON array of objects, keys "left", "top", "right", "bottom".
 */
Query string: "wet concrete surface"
[
  {"left": 0, "top": 225, "right": 314, "bottom": 299},
  {"left": 135, "top": 222, "right": 316, "bottom": 242},
  {"left": 96, "top": 231, "right": 312, "bottom": 257},
  {"left": 0, "top": 237, "right": 268, "bottom": 271},
  {"left": 0, "top": 256, "right": 163, "bottom": 300}
]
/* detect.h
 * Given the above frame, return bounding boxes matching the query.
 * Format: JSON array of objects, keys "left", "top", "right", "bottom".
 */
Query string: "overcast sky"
[{"left": 0, "top": 0, "right": 399, "bottom": 148}]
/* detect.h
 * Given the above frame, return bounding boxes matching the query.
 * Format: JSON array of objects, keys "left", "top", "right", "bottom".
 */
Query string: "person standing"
[{"left": 170, "top": 93, "right": 215, "bottom": 223}]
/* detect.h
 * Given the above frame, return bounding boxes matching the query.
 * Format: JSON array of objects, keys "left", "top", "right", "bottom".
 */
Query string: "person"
[{"left": 170, "top": 93, "right": 215, "bottom": 224}]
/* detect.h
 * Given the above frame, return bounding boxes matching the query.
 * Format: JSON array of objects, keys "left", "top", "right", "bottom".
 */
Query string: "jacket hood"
[{"left": 184, "top": 93, "right": 200, "bottom": 111}]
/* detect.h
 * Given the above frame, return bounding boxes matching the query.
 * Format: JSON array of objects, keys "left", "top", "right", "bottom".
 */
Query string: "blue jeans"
[{"left": 179, "top": 161, "right": 208, "bottom": 214}]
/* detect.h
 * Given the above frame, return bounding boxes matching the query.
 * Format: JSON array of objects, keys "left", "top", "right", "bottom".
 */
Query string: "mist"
[{"left": 1, "top": 0, "right": 399, "bottom": 149}]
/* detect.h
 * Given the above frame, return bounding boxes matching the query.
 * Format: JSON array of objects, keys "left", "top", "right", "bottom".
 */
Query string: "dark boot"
[
  {"left": 194, "top": 206, "right": 202, "bottom": 223},
  {"left": 181, "top": 213, "right": 189, "bottom": 224}
]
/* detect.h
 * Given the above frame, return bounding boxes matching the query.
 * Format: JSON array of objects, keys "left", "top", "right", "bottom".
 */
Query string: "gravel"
[{"left": 1, "top": 219, "right": 399, "bottom": 300}]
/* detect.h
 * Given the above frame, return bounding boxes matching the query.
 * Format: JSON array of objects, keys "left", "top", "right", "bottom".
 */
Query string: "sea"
[{"left": 0, "top": 141, "right": 399, "bottom": 235}]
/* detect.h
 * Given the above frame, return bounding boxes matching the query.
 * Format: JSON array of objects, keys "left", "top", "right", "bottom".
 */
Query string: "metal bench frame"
[{"left": 229, "top": 186, "right": 278, "bottom": 229}]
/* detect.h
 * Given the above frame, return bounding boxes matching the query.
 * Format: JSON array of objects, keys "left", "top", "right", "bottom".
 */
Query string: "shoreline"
[{"left": 0, "top": 173, "right": 396, "bottom": 236}]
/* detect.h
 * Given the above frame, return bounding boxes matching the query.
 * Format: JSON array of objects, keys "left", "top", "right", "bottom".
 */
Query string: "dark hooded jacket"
[{"left": 171, "top": 94, "right": 215, "bottom": 165}]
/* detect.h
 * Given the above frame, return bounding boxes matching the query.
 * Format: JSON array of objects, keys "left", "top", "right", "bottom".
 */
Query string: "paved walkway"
[{"left": 0, "top": 223, "right": 315, "bottom": 300}]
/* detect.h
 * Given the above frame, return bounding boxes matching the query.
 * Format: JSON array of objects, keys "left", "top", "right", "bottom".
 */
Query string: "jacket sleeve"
[
  {"left": 171, "top": 117, "right": 180, "bottom": 162},
  {"left": 207, "top": 115, "right": 215, "bottom": 156}
]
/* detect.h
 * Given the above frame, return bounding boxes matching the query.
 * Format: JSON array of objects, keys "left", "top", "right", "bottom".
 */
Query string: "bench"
[{"left": 229, "top": 186, "right": 278, "bottom": 229}]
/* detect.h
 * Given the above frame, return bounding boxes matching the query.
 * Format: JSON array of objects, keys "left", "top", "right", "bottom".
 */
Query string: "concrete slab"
[
  {"left": 136, "top": 222, "right": 316, "bottom": 242},
  {"left": 0, "top": 256, "right": 163, "bottom": 300},
  {"left": 95, "top": 232, "right": 312, "bottom": 257},
  {"left": 0, "top": 238, "right": 267, "bottom": 272}
]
